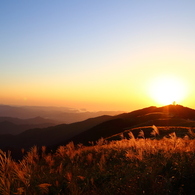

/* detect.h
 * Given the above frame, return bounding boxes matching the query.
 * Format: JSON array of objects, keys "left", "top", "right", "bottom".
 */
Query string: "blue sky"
[{"left": 1, "top": 1, "right": 195, "bottom": 111}]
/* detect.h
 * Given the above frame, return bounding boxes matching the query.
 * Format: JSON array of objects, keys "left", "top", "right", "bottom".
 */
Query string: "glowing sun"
[{"left": 148, "top": 75, "right": 187, "bottom": 105}]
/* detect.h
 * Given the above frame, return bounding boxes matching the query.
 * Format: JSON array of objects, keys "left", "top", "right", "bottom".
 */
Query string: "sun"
[{"left": 148, "top": 75, "right": 187, "bottom": 105}]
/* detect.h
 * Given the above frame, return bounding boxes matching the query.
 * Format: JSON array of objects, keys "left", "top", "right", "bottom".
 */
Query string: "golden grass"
[{"left": 0, "top": 127, "right": 195, "bottom": 194}]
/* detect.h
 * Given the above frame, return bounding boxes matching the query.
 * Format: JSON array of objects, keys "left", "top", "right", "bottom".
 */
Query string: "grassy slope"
[{"left": 0, "top": 128, "right": 195, "bottom": 195}]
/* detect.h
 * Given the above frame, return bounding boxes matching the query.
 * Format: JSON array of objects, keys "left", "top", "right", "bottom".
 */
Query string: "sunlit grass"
[{"left": 0, "top": 127, "right": 195, "bottom": 194}]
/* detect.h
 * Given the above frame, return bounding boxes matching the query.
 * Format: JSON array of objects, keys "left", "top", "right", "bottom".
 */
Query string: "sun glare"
[{"left": 148, "top": 75, "right": 188, "bottom": 105}]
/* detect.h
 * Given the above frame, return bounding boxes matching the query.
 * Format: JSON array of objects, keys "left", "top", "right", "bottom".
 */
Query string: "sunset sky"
[{"left": 1, "top": 1, "right": 195, "bottom": 111}]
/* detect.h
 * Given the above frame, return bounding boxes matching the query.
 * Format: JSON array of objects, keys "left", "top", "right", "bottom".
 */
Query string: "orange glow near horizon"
[{"left": 0, "top": 73, "right": 192, "bottom": 112}]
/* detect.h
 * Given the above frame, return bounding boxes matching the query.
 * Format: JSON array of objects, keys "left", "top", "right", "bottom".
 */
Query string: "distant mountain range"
[
  {"left": 0, "top": 114, "right": 113, "bottom": 153},
  {"left": 0, "top": 104, "right": 195, "bottom": 152},
  {"left": 0, "top": 105, "right": 123, "bottom": 123},
  {"left": 0, "top": 116, "right": 57, "bottom": 135}
]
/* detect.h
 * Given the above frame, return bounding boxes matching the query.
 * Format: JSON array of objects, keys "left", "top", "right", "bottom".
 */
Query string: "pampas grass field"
[{"left": 0, "top": 127, "right": 195, "bottom": 195}]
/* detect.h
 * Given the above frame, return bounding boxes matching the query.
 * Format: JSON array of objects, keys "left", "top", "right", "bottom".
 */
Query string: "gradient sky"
[{"left": 1, "top": 1, "right": 195, "bottom": 111}]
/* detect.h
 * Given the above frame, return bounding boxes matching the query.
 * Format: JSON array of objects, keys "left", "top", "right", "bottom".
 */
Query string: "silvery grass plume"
[
  {"left": 138, "top": 130, "right": 145, "bottom": 138},
  {"left": 188, "top": 127, "right": 195, "bottom": 138},
  {"left": 128, "top": 131, "right": 135, "bottom": 140},
  {"left": 151, "top": 125, "right": 159, "bottom": 137},
  {"left": 169, "top": 132, "right": 177, "bottom": 139}
]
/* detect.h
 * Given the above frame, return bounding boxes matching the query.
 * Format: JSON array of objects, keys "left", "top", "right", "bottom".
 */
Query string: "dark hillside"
[
  {"left": 0, "top": 116, "right": 57, "bottom": 125},
  {"left": 1, "top": 105, "right": 195, "bottom": 153},
  {"left": 62, "top": 105, "right": 195, "bottom": 145},
  {"left": 0, "top": 117, "right": 57, "bottom": 135},
  {"left": 0, "top": 115, "right": 112, "bottom": 149}
]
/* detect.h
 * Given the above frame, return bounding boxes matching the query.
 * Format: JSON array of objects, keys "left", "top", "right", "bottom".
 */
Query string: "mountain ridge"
[
  {"left": 0, "top": 105, "right": 123, "bottom": 123},
  {"left": 0, "top": 104, "right": 195, "bottom": 154},
  {"left": 62, "top": 104, "right": 195, "bottom": 145}
]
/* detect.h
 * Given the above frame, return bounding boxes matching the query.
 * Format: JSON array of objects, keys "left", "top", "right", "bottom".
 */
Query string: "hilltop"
[
  {"left": 0, "top": 104, "right": 195, "bottom": 157},
  {"left": 64, "top": 104, "right": 195, "bottom": 145}
]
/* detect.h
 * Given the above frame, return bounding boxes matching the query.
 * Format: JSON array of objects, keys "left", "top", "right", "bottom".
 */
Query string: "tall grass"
[{"left": 0, "top": 128, "right": 195, "bottom": 194}]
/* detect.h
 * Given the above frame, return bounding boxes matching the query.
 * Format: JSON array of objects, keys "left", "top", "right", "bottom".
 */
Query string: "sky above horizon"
[{"left": 1, "top": 1, "right": 195, "bottom": 111}]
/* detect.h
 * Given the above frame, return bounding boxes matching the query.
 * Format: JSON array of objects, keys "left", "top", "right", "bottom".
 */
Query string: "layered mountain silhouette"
[
  {"left": 1, "top": 105, "right": 195, "bottom": 155},
  {"left": 0, "top": 105, "right": 123, "bottom": 123},
  {"left": 0, "top": 115, "right": 113, "bottom": 149},
  {"left": 0, "top": 117, "right": 57, "bottom": 135}
]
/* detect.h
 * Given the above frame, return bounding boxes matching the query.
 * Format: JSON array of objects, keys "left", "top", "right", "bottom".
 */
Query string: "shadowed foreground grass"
[{"left": 0, "top": 129, "right": 195, "bottom": 194}]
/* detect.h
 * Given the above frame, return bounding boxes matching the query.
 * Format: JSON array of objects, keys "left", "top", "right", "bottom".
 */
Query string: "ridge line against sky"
[{"left": 1, "top": 1, "right": 195, "bottom": 111}]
